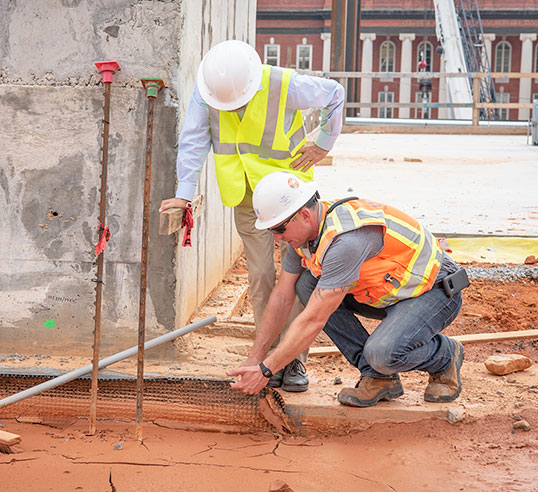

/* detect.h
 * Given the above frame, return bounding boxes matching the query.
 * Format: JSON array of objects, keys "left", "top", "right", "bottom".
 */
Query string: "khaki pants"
[{"left": 234, "top": 190, "right": 308, "bottom": 363}]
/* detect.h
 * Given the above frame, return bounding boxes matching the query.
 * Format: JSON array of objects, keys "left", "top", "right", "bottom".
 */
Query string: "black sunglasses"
[{"left": 268, "top": 208, "right": 301, "bottom": 234}]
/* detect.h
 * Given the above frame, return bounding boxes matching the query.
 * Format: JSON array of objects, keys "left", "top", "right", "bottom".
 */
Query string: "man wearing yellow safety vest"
[
  {"left": 159, "top": 40, "right": 345, "bottom": 393},
  {"left": 227, "top": 172, "right": 470, "bottom": 407}
]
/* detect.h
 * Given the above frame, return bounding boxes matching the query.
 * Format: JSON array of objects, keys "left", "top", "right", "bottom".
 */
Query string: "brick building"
[{"left": 256, "top": 0, "right": 538, "bottom": 121}]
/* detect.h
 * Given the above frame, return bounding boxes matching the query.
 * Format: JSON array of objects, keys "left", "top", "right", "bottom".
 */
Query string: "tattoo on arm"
[{"left": 313, "top": 284, "right": 353, "bottom": 300}]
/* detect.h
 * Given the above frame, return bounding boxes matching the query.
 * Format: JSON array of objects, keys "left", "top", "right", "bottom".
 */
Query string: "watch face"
[{"left": 260, "top": 362, "right": 272, "bottom": 378}]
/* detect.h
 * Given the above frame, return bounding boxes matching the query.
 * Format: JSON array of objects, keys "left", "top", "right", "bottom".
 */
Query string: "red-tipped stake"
[
  {"left": 94, "top": 61, "right": 120, "bottom": 83},
  {"left": 89, "top": 60, "right": 120, "bottom": 436}
]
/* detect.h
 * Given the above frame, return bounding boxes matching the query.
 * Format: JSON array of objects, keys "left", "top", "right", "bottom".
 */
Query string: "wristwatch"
[{"left": 259, "top": 362, "right": 273, "bottom": 378}]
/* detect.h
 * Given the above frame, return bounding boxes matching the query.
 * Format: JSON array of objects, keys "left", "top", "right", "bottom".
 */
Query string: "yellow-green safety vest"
[{"left": 208, "top": 65, "right": 311, "bottom": 207}]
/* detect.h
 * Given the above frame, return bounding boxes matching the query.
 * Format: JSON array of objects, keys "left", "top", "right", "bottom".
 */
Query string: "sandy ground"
[{"left": 317, "top": 134, "right": 538, "bottom": 236}]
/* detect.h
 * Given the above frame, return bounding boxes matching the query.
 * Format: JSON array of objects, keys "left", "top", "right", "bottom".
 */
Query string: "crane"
[{"left": 432, "top": 0, "right": 496, "bottom": 120}]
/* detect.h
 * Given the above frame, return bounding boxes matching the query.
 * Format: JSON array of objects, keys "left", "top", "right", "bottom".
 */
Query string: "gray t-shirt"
[{"left": 282, "top": 225, "right": 458, "bottom": 290}]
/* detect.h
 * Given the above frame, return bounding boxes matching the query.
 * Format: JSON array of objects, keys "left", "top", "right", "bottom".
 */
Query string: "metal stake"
[
  {"left": 136, "top": 78, "right": 166, "bottom": 441},
  {"left": 89, "top": 60, "right": 120, "bottom": 435}
]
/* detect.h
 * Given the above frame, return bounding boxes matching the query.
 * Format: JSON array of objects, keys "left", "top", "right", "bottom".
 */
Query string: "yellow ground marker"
[{"left": 443, "top": 236, "right": 538, "bottom": 264}]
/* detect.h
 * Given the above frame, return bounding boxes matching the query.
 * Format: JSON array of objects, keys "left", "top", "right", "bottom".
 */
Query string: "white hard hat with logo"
[
  {"left": 197, "top": 40, "right": 263, "bottom": 111},
  {"left": 253, "top": 172, "right": 319, "bottom": 230}
]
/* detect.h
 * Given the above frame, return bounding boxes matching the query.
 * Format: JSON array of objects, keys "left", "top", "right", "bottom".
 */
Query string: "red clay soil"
[{"left": 1, "top": 410, "right": 537, "bottom": 492}]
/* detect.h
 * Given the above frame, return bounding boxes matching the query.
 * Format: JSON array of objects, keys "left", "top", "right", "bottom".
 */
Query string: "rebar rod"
[
  {"left": 136, "top": 78, "right": 164, "bottom": 441},
  {"left": 90, "top": 75, "right": 112, "bottom": 435}
]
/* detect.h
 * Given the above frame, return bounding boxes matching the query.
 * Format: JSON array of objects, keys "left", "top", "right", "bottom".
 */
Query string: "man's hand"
[
  {"left": 226, "top": 364, "right": 268, "bottom": 395},
  {"left": 289, "top": 142, "right": 329, "bottom": 172},
  {"left": 159, "top": 197, "right": 189, "bottom": 213}
]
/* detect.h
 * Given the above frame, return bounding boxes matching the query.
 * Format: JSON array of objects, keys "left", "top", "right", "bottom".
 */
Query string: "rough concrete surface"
[
  {"left": 318, "top": 133, "right": 538, "bottom": 236},
  {"left": 0, "top": 85, "right": 177, "bottom": 355},
  {"left": 0, "top": 1, "right": 255, "bottom": 356}
]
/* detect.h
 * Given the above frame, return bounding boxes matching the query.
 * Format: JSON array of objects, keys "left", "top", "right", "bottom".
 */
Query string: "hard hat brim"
[
  {"left": 197, "top": 41, "right": 263, "bottom": 111},
  {"left": 255, "top": 181, "right": 319, "bottom": 230}
]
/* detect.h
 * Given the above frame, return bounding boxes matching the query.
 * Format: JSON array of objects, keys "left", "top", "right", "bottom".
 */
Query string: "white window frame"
[
  {"left": 296, "top": 44, "right": 312, "bottom": 70},
  {"left": 417, "top": 41, "right": 433, "bottom": 71},
  {"left": 264, "top": 43, "right": 280, "bottom": 67},
  {"left": 494, "top": 41, "right": 511, "bottom": 74},
  {"left": 496, "top": 89, "right": 510, "bottom": 120},
  {"left": 379, "top": 40, "right": 396, "bottom": 72},
  {"left": 413, "top": 91, "right": 432, "bottom": 119},
  {"left": 378, "top": 90, "right": 394, "bottom": 118}
]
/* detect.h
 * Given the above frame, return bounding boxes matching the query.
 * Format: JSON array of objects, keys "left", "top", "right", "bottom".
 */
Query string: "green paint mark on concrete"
[{"left": 44, "top": 320, "right": 55, "bottom": 328}]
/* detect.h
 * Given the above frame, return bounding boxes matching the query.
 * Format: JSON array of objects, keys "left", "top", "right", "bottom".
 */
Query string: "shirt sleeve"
[
  {"left": 287, "top": 72, "right": 345, "bottom": 151},
  {"left": 317, "top": 226, "right": 384, "bottom": 290},
  {"left": 282, "top": 245, "right": 306, "bottom": 274},
  {"left": 175, "top": 83, "right": 213, "bottom": 201}
]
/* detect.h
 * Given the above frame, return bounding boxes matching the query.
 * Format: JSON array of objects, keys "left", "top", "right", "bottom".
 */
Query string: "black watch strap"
[{"left": 259, "top": 362, "right": 273, "bottom": 378}]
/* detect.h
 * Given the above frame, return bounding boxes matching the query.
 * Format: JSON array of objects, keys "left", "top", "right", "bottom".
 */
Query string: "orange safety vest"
[{"left": 295, "top": 199, "right": 444, "bottom": 308}]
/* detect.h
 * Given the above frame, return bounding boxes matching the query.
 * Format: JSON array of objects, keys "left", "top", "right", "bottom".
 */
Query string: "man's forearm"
[
  {"left": 263, "top": 285, "right": 350, "bottom": 373},
  {"left": 175, "top": 87, "right": 212, "bottom": 200},
  {"left": 263, "top": 308, "right": 324, "bottom": 373},
  {"left": 248, "top": 286, "right": 296, "bottom": 363}
]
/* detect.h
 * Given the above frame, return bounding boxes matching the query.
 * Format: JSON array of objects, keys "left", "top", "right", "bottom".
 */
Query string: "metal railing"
[{"left": 324, "top": 71, "right": 535, "bottom": 126}]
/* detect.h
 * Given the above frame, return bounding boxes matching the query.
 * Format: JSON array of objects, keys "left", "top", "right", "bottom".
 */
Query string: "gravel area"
[{"left": 465, "top": 264, "right": 538, "bottom": 282}]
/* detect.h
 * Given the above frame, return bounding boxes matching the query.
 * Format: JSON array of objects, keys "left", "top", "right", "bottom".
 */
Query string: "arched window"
[
  {"left": 494, "top": 41, "right": 511, "bottom": 73},
  {"left": 379, "top": 41, "right": 395, "bottom": 72},
  {"left": 417, "top": 41, "right": 433, "bottom": 71}
]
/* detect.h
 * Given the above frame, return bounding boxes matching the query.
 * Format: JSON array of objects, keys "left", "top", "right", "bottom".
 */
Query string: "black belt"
[{"left": 434, "top": 268, "right": 470, "bottom": 298}]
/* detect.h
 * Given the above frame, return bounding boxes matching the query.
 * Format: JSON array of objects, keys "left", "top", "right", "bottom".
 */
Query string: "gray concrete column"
[
  {"left": 398, "top": 33, "right": 415, "bottom": 118},
  {"left": 438, "top": 56, "right": 449, "bottom": 119},
  {"left": 518, "top": 33, "right": 537, "bottom": 120},
  {"left": 321, "top": 32, "right": 331, "bottom": 72},
  {"left": 483, "top": 33, "right": 496, "bottom": 70},
  {"left": 359, "top": 33, "right": 376, "bottom": 117}
]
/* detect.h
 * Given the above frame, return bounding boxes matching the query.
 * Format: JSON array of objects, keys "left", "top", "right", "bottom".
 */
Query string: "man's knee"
[
  {"left": 363, "top": 339, "right": 401, "bottom": 376},
  {"left": 295, "top": 271, "right": 318, "bottom": 306}
]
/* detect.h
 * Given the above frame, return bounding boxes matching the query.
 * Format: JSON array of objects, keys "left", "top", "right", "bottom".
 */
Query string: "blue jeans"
[{"left": 296, "top": 271, "right": 462, "bottom": 379}]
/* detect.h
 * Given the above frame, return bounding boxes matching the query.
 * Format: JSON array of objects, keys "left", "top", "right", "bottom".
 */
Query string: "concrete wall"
[{"left": 0, "top": 0, "right": 253, "bottom": 358}]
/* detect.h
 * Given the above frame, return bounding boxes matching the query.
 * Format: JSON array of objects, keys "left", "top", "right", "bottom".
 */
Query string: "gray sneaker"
[
  {"left": 282, "top": 359, "right": 309, "bottom": 392},
  {"left": 267, "top": 367, "right": 284, "bottom": 388}
]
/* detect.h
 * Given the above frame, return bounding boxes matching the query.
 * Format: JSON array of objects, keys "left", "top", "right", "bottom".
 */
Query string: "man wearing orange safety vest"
[
  {"left": 228, "top": 172, "right": 469, "bottom": 407},
  {"left": 159, "top": 41, "right": 345, "bottom": 393}
]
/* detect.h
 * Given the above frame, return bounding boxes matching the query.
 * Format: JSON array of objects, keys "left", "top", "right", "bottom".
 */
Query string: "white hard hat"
[
  {"left": 253, "top": 172, "right": 319, "bottom": 230},
  {"left": 197, "top": 40, "right": 263, "bottom": 111}
]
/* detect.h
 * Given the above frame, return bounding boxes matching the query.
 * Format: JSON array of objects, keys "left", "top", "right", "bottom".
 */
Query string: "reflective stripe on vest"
[
  {"left": 296, "top": 200, "right": 443, "bottom": 308},
  {"left": 208, "top": 65, "right": 310, "bottom": 207}
]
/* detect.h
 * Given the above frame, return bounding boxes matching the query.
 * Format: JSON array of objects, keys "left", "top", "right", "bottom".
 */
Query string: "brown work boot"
[
  {"left": 424, "top": 340, "right": 464, "bottom": 403},
  {"left": 338, "top": 376, "right": 404, "bottom": 407}
]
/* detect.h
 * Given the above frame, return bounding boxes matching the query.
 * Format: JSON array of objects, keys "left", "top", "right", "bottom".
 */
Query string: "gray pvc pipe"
[{"left": 0, "top": 315, "right": 217, "bottom": 409}]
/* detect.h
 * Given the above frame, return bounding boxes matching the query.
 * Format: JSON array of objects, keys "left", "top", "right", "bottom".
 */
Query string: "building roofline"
[
  {"left": 257, "top": 9, "right": 331, "bottom": 20},
  {"left": 257, "top": 8, "right": 538, "bottom": 21}
]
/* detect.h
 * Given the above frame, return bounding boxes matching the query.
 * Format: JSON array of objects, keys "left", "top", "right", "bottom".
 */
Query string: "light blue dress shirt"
[{"left": 175, "top": 71, "right": 345, "bottom": 201}]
